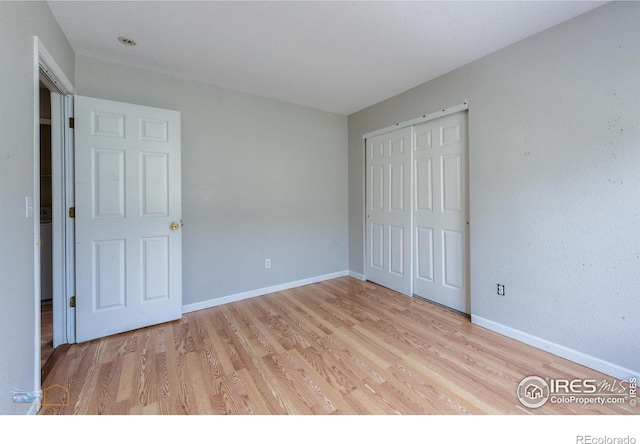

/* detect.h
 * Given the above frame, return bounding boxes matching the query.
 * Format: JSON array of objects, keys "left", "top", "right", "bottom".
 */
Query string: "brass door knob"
[{"left": 170, "top": 222, "right": 180, "bottom": 230}]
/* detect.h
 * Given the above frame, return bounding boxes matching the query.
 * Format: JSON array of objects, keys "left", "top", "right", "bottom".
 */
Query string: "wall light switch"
[{"left": 25, "top": 196, "right": 34, "bottom": 218}]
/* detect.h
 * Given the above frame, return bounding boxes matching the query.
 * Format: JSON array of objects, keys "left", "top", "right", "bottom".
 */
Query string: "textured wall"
[
  {"left": 76, "top": 56, "right": 349, "bottom": 306},
  {"left": 348, "top": 2, "right": 640, "bottom": 374},
  {"left": 0, "top": 2, "right": 75, "bottom": 414}
]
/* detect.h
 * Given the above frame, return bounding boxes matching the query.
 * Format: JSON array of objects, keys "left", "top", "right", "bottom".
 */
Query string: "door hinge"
[
  {"left": 69, "top": 207, "right": 75, "bottom": 218},
  {"left": 69, "top": 296, "right": 76, "bottom": 308},
  {"left": 69, "top": 117, "right": 74, "bottom": 129}
]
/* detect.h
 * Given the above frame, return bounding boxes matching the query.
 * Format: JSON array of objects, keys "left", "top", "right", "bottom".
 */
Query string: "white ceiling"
[{"left": 48, "top": 1, "right": 607, "bottom": 115}]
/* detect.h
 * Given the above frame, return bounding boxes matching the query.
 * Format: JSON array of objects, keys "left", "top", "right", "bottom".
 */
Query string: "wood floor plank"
[
  {"left": 288, "top": 347, "right": 358, "bottom": 414},
  {"left": 265, "top": 297, "right": 328, "bottom": 348},
  {"left": 193, "top": 311, "right": 236, "bottom": 376},
  {"left": 345, "top": 385, "right": 402, "bottom": 415},
  {"left": 270, "top": 350, "right": 336, "bottom": 414},
  {"left": 331, "top": 325, "right": 399, "bottom": 373},
  {"left": 385, "top": 361, "right": 453, "bottom": 414},
  {"left": 229, "top": 303, "right": 289, "bottom": 356},
  {"left": 259, "top": 354, "right": 314, "bottom": 414},
  {"left": 242, "top": 367, "right": 288, "bottom": 415},
  {"left": 317, "top": 332, "right": 388, "bottom": 386},
  {"left": 39, "top": 277, "right": 637, "bottom": 415},
  {"left": 210, "top": 372, "right": 251, "bottom": 415},
  {"left": 116, "top": 353, "right": 136, "bottom": 402},
  {"left": 232, "top": 368, "right": 274, "bottom": 415},
  {"left": 41, "top": 301, "right": 54, "bottom": 370},
  {"left": 291, "top": 344, "right": 358, "bottom": 396},
  {"left": 281, "top": 289, "right": 345, "bottom": 333},
  {"left": 184, "top": 350, "right": 214, "bottom": 414}
]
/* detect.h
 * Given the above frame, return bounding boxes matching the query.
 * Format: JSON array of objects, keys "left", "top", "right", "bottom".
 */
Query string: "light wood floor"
[
  {"left": 41, "top": 300, "right": 54, "bottom": 369},
  {"left": 39, "top": 277, "right": 635, "bottom": 414}
]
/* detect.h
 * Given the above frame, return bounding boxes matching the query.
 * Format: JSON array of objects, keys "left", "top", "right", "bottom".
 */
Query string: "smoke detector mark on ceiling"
[{"left": 117, "top": 36, "right": 136, "bottom": 46}]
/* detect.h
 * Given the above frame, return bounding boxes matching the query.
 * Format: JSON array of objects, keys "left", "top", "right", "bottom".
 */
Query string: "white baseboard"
[
  {"left": 348, "top": 270, "right": 365, "bottom": 281},
  {"left": 471, "top": 315, "right": 639, "bottom": 382},
  {"left": 182, "top": 270, "right": 349, "bottom": 314}
]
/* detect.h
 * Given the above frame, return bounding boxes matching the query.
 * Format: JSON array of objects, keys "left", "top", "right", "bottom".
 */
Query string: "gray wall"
[
  {"left": 0, "top": 2, "right": 75, "bottom": 414},
  {"left": 348, "top": 2, "right": 639, "bottom": 374},
  {"left": 75, "top": 56, "right": 348, "bottom": 306}
]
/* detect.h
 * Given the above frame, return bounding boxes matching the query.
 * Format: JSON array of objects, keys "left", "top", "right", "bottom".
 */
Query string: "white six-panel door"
[
  {"left": 75, "top": 96, "right": 182, "bottom": 342},
  {"left": 413, "top": 112, "right": 469, "bottom": 313},
  {"left": 365, "top": 127, "right": 413, "bottom": 296},
  {"left": 365, "top": 111, "right": 469, "bottom": 313}
]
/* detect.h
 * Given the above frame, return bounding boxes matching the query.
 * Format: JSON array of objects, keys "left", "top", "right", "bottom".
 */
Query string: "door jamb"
[
  {"left": 34, "top": 37, "right": 76, "bottom": 400},
  {"left": 50, "top": 92, "right": 76, "bottom": 347}
]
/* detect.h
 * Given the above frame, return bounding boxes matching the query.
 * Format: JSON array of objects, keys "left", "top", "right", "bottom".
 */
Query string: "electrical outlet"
[
  {"left": 497, "top": 284, "right": 505, "bottom": 296},
  {"left": 265, "top": 258, "right": 271, "bottom": 269}
]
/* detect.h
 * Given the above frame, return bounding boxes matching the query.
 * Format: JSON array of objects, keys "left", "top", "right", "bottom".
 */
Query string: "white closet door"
[
  {"left": 75, "top": 96, "right": 182, "bottom": 342},
  {"left": 365, "top": 126, "right": 412, "bottom": 296},
  {"left": 413, "top": 112, "right": 469, "bottom": 313}
]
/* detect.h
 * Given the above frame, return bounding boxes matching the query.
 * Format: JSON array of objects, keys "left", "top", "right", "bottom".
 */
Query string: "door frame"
[
  {"left": 50, "top": 91, "right": 76, "bottom": 347},
  {"left": 361, "top": 101, "right": 469, "bottom": 290},
  {"left": 33, "top": 36, "right": 76, "bottom": 394}
]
